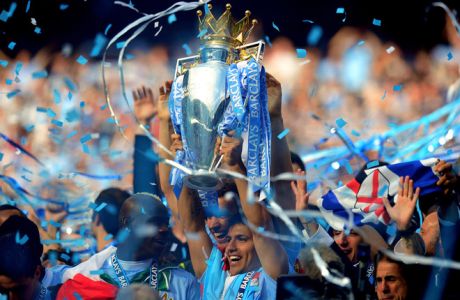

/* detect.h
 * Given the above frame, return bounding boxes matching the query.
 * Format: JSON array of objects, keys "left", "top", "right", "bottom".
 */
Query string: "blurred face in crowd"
[
  {"left": 420, "top": 212, "right": 440, "bottom": 256},
  {"left": 206, "top": 196, "right": 237, "bottom": 247},
  {"left": 375, "top": 259, "right": 407, "bottom": 300},
  {"left": 133, "top": 222, "right": 171, "bottom": 260},
  {"left": 0, "top": 267, "right": 41, "bottom": 300},
  {"left": 332, "top": 229, "right": 363, "bottom": 263},
  {"left": 224, "top": 223, "right": 261, "bottom": 276}
]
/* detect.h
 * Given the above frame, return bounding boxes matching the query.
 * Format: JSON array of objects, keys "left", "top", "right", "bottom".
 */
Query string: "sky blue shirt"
[{"left": 200, "top": 246, "right": 276, "bottom": 300}]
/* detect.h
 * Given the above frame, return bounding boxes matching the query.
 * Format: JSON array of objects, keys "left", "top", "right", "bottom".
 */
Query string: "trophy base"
[{"left": 183, "top": 171, "right": 223, "bottom": 191}]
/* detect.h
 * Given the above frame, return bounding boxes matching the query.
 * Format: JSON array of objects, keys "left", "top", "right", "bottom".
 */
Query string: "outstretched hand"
[
  {"left": 133, "top": 86, "right": 156, "bottom": 125},
  {"left": 383, "top": 176, "right": 420, "bottom": 231},
  {"left": 158, "top": 80, "right": 173, "bottom": 121},
  {"left": 291, "top": 169, "right": 310, "bottom": 212},
  {"left": 435, "top": 160, "right": 458, "bottom": 195}
]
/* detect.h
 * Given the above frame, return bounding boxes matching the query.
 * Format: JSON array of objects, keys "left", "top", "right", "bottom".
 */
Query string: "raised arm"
[
  {"left": 132, "top": 86, "right": 159, "bottom": 195},
  {"left": 267, "top": 73, "right": 296, "bottom": 211},
  {"left": 155, "top": 81, "right": 180, "bottom": 218},
  {"left": 219, "top": 135, "right": 289, "bottom": 279},
  {"left": 178, "top": 185, "right": 213, "bottom": 278}
]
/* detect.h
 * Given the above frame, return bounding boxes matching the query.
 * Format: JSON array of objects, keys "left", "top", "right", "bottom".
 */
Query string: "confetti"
[
  {"left": 34, "top": 27, "right": 41, "bottom": 34},
  {"left": 15, "top": 62, "right": 23, "bottom": 75},
  {"left": 170, "top": 243, "right": 178, "bottom": 252},
  {"left": 26, "top": 0, "right": 30, "bottom": 13},
  {"left": 64, "top": 77, "right": 77, "bottom": 92},
  {"left": 0, "top": 2, "right": 16, "bottom": 22},
  {"left": 336, "top": 7, "right": 345, "bottom": 14},
  {"left": 357, "top": 40, "right": 365, "bottom": 46},
  {"left": 66, "top": 130, "right": 78, "bottom": 139},
  {"left": 76, "top": 55, "right": 88, "bottom": 65},
  {"left": 82, "top": 144, "right": 90, "bottom": 154},
  {"left": 25, "top": 125, "right": 34, "bottom": 132},
  {"left": 7, "top": 89, "right": 20, "bottom": 99},
  {"left": 60, "top": 4, "right": 69, "bottom": 10},
  {"left": 53, "top": 89, "right": 61, "bottom": 104},
  {"left": 116, "top": 41, "right": 125, "bottom": 49},
  {"left": 335, "top": 118, "right": 347, "bottom": 128},
  {"left": 0, "top": 60, "right": 8, "bottom": 67},
  {"left": 343, "top": 160, "right": 353, "bottom": 174},
  {"left": 90, "top": 33, "right": 107, "bottom": 57},
  {"left": 80, "top": 101, "right": 85, "bottom": 108},
  {"left": 104, "top": 234, "right": 113, "bottom": 241},
  {"left": 5, "top": 78, "right": 13, "bottom": 85},
  {"left": 0, "top": 11, "right": 9, "bottom": 22},
  {"left": 447, "top": 51, "right": 453, "bottom": 61},
  {"left": 372, "top": 18, "right": 381, "bottom": 26},
  {"left": 47, "top": 108, "right": 56, "bottom": 118},
  {"left": 0, "top": 152, "right": 3, "bottom": 161},
  {"left": 264, "top": 35, "right": 272, "bottom": 47},
  {"left": 116, "top": 228, "right": 130, "bottom": 243},
  {"left": 60, "top": 253, "right": 70, "bottom": 261},
  {"left": 381, "top": 90, "right": 387, "bottom": 100},
  {"left": 95, "top": 202, "right": 107, "bottom": 212},
  {"left": 182, "top": 43, "right": 192, "bottom": 55},
  {"left": 15, "top": 231, "right": 29, "bottom": 245},
  {"left": 272, "top": 21, "right": 280, "bottom": 32},
  {"left": 51, "top": 119, "right": 63, "bottom": 127},
  {"left": 197, "top": 28, "right": 207, "bottom": 38},
  {"left": 80, "top": 134, "right": 92, "bottom": 144},
  {"left": 307, "top": 25, "right": 322, "bottom": 46},
  {"left": 296, "top": 48, "right": 307, "bottom": 58},
  {"left": 8, "top": 42, "right": 16, "bottom": 50},
  {"left": 277, "top": 128, "right": 290, "bottom": 139},
  {"left": 32, "top": 70, "right": 48, "bottom": 79},
  {"left": 168, "top": 14, "right": 177, "bottom": 24},
  {"left": 302, "top": 19, "right": 314, "bottom": 23},
  {"left": 36, "top": 107, "right": 47, "bottom": 113},
  {"left": 104, "top": 24, "right": 112, "bottom": 35},
  {"left": 73, "top": 292, "right": 83, "bottom": 300},
  {"left": 366, "top": 160, "right": 379, "bottom": 169},
  {"left": 31, "top": 17, "right": 37, "bottom": 25},
  {"left": 351, "top": 130, "right": 360, "bottom": 137},
  {"left": 386, "top": 46, "right": 395, "bottom": 54},
  {"left": 393, "top": 84, "right": 402, "bottom": 92}
]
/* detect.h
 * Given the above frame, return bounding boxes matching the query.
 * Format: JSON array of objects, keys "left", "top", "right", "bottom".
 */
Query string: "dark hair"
[
  {"left": 0, "top": 215, "right": 43, "bottom": 280},
  {"left": 0, "top": 204, "right": 24, "bottom": 214},
  {"left": 93, "top": 188, "right": 131, "bottom": 236},
  {"left": 291, "top": 152, "right": 306, "bottom": 172},
  {"left": 118, "top": 193, "right": 169, "bottom": 229},
  {"left": 374, "top": 251, "right": 429, "bottom": 299}
]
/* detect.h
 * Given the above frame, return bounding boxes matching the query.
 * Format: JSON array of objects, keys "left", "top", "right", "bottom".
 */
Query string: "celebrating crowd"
[{"left": 1, "top": 10, "right": 460, "bottom": 300}]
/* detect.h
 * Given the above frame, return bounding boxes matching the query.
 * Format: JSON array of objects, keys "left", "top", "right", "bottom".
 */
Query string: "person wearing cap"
[{"left": 56, "top": 193, "right": 199, "bottom": 300}]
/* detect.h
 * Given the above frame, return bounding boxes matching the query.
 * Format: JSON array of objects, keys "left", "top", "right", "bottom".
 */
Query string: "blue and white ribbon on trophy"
[
  {"left": 219, "top": 58, "right": 272, "bottom": 198},
  {"left": 169, "top": 57, "right": 271, "bottom": 207}
]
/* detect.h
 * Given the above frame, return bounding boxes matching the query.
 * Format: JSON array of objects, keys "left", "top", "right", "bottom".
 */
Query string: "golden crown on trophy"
[{"left": 197, "top": 3, "right": 257, "bottom": 47}]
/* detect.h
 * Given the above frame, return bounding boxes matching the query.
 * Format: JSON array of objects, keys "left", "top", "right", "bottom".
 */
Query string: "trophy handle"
[
  {"left": 174, "top": 40, "right": 266, "bottom": 79},
  {"left": 174, "top": 55, "right": 199, "bottom": 79},
  {"left": 236, "top": 40, "right": 265, "bottom": 64}
]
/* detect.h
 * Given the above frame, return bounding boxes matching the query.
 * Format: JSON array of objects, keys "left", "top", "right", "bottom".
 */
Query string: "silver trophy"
[{"left": 173, "top": 3, "right": 265, "bottom": 191}]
